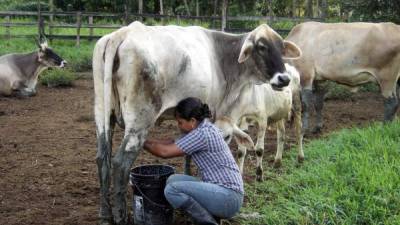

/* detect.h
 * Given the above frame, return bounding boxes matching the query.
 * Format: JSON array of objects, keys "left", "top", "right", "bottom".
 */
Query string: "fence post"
[
  {"left": 221, "top": 0, "right": 228, "bottom": 31},
  {"left": 89, "top": 15, "right": 93, "bottom": 41},
  {"left": 49, "top": 0, "right": 54, "bottom": 42},
  {"left": 124, "top": 3, "right": 129, "bottom": 25},
  {"left": 5, "top": 15, "right": 10, "bottom": 40},
  {"left": 76, "top": 11, "right": 81, "bottom": 47}
]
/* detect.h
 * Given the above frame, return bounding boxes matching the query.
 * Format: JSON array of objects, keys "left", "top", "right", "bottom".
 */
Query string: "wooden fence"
[{"left": 0, "top": 10, "right": 323, "bottom": 46}]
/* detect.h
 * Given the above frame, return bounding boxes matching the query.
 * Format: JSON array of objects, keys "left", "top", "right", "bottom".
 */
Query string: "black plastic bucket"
[{"left": 130, "top": 164, "right": 175, "bottom": 225}]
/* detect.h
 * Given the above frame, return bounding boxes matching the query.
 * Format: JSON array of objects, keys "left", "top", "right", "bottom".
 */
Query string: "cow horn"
[
  {"left": 34, "top": 37, "right": 41, "bottom": 49},
  {"left": 39, "top": 30, "right": 48, "bottom": 46}
]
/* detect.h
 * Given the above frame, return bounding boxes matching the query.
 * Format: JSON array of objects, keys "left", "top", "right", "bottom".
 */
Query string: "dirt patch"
[{"left": 0, "top": 79, "right": 392, "bottom": 225}]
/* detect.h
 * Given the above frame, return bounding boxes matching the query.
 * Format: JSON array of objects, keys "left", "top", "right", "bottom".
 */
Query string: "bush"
[
  {"left": 324, "top": 81, "right": 354, "bottom": 100},
  {"left": 40, "top": 69, "right": 77, "bottom": 87}
]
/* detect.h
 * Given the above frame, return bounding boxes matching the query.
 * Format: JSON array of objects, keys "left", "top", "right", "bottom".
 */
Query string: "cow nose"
[
  {"left": 278, "top": 74, "right": 290, "bottom": 87},
  {"left": 60, "top": 60, "right": 67, "bottom": 68},
  {"left": 270, "top": 72, "right": 291, "bottom": 90}
]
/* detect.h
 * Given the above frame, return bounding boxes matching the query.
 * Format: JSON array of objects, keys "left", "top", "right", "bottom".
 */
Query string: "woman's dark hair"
[{"left": 175, "top": 97, "right": 212, "bottom": 122}]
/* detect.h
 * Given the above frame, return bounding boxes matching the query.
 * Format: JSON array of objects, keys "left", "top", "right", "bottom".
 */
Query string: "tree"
[
  {"left": 305, "top": 0, "right": 313, "bottom": 17},
  {"left": 339, "top": 0, "right": 400, "bottom": 23}
]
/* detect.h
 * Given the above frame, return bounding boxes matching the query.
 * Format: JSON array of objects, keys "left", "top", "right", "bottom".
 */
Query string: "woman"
[{"left": 143, "top": 97, "right": 244, "bottom": 225}]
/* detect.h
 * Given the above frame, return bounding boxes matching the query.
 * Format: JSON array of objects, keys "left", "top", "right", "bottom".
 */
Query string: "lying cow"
[
  {"left": 0, "top": 41, "right": 66, "bottom": 97},
  {"left": 215, "top": 64, "right": 303, "bottom": 181},
  {"left": 286, "top": 22, "right": 400, "bottom": 133},
  {"left": 92, "top": 21, "right": 301, "bottom": 225}
]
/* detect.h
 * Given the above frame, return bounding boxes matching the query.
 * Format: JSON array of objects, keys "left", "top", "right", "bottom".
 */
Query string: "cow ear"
[
  {"left": 232, "top": 125, "right": 254, "bottom": 149},
  {"left": 282, "top": 41, "right": 302, "bottom": 60},
  {"left": 238, "top": 40, "right": 253, "bottom": 63}
]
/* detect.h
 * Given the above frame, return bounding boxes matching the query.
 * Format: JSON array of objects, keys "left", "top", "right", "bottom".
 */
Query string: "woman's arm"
[
  {"left": 144, "top": 140, "right": 185, "bottom": 159},
  {"left": 146, "top": 138, "right": 175, "bottom": 145}
]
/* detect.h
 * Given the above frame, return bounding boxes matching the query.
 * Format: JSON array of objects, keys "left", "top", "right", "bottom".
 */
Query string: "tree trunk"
[
  {"left": 212, "top": 0, "right": 219, "bottom": 29},
  {"left": 291, "top": 0, "right": 297, "bottom": 17},
  {"left": 138, "top": 0, "right": 143, "bottom": 21},
  {"left": 320, "top": 0, "right": 327, "bottom": 20},
  {"left": 267, "top": 0, "right": 274, "bottom": 17},
  {"left": 305, "top": 0, "right": 313, "bottom": 18},
  {"left": 221, "top": 0, "right": 228, "bottom": 31},
  {"left": 160, "top": 0, "right": 164, "bottom": 24},
  {"left": 213, "top": 0, "right": 219, "bottom": 16},
  {"left": 196, "top": 0, "right": 199, "bottom": 17},
  {"left": 183, "top": 0, "right": 191, "bottom": 16}
]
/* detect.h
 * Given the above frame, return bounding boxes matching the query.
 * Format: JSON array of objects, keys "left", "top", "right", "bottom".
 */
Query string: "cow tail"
[
  {"left": 93, "top": 35, "right": 109, "bottom": 139},
  {"left": 103, "top": 34, "right": 124, "bottom": 142}
]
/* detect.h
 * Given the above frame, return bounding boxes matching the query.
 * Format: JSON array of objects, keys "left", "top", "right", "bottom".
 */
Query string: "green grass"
[
  {"left": 241, "top": 120, "right": 400, "bottom": 225},
  {"left": 40, "top": 68, "right": 77, "bottom": 87}
]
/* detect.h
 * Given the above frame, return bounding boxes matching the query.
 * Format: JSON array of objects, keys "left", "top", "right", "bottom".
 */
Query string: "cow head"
[
  {"left": 215, "top": 117, "right": 254, "bottom": 149},
  {"left": 238, "top": 24, "right": 301, "bottom": 90},
  {"left": 36, "top": 41, "right": 67, "bottom": 68}
]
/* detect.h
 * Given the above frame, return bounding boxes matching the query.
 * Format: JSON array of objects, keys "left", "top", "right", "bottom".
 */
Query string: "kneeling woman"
[{"left": 143, "top": 97, "right": 244, "bottom": 225}]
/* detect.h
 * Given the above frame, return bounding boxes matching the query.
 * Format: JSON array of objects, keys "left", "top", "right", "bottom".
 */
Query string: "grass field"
[{"left": 240, "top": 120, "right": 400, "bottom": 225}]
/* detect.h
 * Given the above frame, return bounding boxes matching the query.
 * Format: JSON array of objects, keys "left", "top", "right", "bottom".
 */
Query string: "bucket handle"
[{"left": 131, "top": 181, "right": 170, "bottom": 209}]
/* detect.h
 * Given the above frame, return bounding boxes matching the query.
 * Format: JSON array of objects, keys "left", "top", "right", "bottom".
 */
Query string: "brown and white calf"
[{"left": 215, "top": 64, "right": 303, "bottom": 181}]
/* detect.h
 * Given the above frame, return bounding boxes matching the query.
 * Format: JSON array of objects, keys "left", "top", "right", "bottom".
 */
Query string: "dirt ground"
[{"left": 0, "top": 79, "right": 391, "bottom": 225}]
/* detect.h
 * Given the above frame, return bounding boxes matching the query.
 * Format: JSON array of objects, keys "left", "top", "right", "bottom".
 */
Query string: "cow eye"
[{"left": 256, "top": 43, "right": 268, "bottom": 54}]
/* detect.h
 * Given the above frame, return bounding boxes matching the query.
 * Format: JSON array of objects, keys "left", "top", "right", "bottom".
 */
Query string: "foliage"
[
  {"left": 0, "top": 0, "right": 49, "bottom": 11},
  {"left": 40, "top": 69, "right": 77, "bottom": 87},
  {"left": 338, "top": 0, "right": 400, "bottom": 23},
  {"left": 241, "top": 119, "right": 400, "bottom": 225}
]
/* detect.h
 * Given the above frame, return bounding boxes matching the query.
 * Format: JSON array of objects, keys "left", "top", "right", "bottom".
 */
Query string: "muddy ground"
[{"left": 0, "top": 79, "right": 390, "bottom": 225}]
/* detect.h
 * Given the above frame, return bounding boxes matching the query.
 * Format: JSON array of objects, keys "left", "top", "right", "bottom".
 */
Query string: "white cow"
[
  {"left": 93, "top": 21, "right": 301, "bottom": 225},
  {"left": 215, "top": 64, "right": 303, "bottom": 181}
]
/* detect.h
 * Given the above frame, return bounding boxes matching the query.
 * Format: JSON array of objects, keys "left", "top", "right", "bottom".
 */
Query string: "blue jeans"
[{"left": 164, "top": 174, "right": 243, "bottom": 219}]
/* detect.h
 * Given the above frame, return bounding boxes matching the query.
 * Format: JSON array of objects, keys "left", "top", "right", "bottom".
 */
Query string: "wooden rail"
[{"left": 1, "top": 10, "right": 322, "bottom": 45}]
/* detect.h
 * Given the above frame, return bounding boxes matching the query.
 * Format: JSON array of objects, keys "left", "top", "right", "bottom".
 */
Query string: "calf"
[
  {"left": 215, "top": 64, "right": 303, "bottom": 181},
  {"left": 0, "top": 41, "right": 66, "bottom": 97}
]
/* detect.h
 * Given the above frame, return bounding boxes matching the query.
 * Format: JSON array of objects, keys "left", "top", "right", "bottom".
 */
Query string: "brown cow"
[{"left": 286, "top": 22, "right": 400, "bottom": 133}]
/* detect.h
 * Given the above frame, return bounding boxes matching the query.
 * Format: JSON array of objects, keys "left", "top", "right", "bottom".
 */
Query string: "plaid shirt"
[{"left": 176, "top": 119, "right": 244, "bottom": 194}]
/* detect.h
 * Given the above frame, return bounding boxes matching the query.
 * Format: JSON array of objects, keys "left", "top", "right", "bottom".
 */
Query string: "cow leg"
[
  {"left": 301, "top": 88, "right": 313, "bottom": 135},
  {"left": 273, "top": 120, "right": 285, "bottom": 168},
  {"left": 381, "top": 78, "right": 399, "bottom": 121},
  {"left": 384, "top": 95, "right": 399, "bottom": 121},
  {"left": 293, "top": 92, "right": 304, "bottom": 163},
  {"left": 313, "top": 82, "right": 326, "bottom": 133},
  {"left": 112, "top": 128, "right": 147, "bottom": 225},
  {"left": 237, "top": 118, "right": 249, "bottom": 174},
  {"left": 184, "top": 155, "right": 192, "bottom": 175},
  {"left": 237, "top": 144, "right": 247, "bottom": 175},
  {"left": 255, "top": 122, "right": 267, "bottom": 182},
  {"left": 95, "top": 117, "right": 116, "bottom": 225}
]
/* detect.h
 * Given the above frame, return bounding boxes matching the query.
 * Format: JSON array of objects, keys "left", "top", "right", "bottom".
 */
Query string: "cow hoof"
[
  {"left": 273, "top": 160, "right": 282, "bottom": 168},
  {"left": 297, "top": 155, "right": 305, "bottom": 164},
  {"left": 99, "top": 218, "right": 113, "bottom": 225}
]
